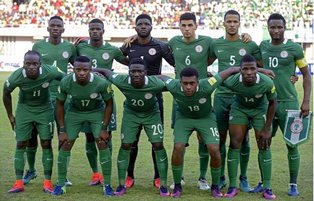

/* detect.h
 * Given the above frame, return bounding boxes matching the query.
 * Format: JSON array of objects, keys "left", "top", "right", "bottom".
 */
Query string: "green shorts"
[
  {"left": 15, "top": 104, "right": 54, "bottom": 141},
  {"left": 272, "top": 101, "right": 299, "bottom": 137},
  {"left": 120, "top": 108, "right": 163, "bottom": 144},
  {"left": 173, "top": 111, "right": 220, "bottom": 145},
  {"left": 81, "top": 99, "right": 117, "bottom": 133},
  {"left": 65, "top": 109, "right": 104, "bottom": 140},
  {"left": 213, "top": 95, "right": 233, "bottom": 132},
  {"left": 229, "top": 104, "right": 267, "bottom": 131}
]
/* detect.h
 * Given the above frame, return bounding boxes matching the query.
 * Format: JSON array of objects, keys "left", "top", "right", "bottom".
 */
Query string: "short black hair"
[
  {"left": 49, "top": 15, "right": 63, "bottom": 22},
  {"left": 240, "top": 54, "right": 256, "bottom": 67},
  {"left": 267, "top": 13, "right": 286, "bottom": 27},
  {"left": 89, "top": 18, "right": 104, "bottom": 26},
  {"left": 180, "top": 67, "right": 199, "bottom": 79},
  {"left": 136, "top": 14, "right": 152, "bottom": 24},
  {"left": 129, "top": 57, "right": 147, "bottom": 69},
  {"left": 224, "top": 10, "right": 240, "bottom": 21},
  {"left": 180, "top": 12, "right": 196, "bottom": 24},
  {"left": 24, "top": 50, "right": 41, "bottom": 59},
  {"left": 75, "top": 55, "right": 91, "bottom": 63}
]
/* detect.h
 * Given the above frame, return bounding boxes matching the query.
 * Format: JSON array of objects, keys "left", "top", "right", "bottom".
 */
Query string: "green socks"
[
  {"left": 155, "top": 149, "right": 168, "bottom": 186},
  {"left": 42, "top": 148, "right": 53, "bottom": 180},
  {"left": 240, "top": 140, "right": 250, "bottom": 177},
  {"left": 259, "top": 149, "right": 272, "bottom": 188},
  {"left": 117, "top": 148, "right": 130, "bottom": 185},
  {"left": 172, "top": 164, "right": 183, "bottom": 184},
  {"left": 227, "top": 148, "right": 240, "bottom": 187},
  {"left": 58, "top": 150, "right": 70, "bottom": 186},
  {"left": 198, "top": 143, "right": 209, "bottom": 179},
  {"left": 287, "top": 145, "right": 300, "bottom": 184},
  {"left": 26, "top": 146, "right": 37, "bottom": 172},
  {"left": 14, "top": 148, "right": 26, "bottom": 180},
  {"left": 99, "top": 148, "right": 112, "bottom": 185},
  {"left": 85, "top": 142, "right": 98, "bottom": 173}
]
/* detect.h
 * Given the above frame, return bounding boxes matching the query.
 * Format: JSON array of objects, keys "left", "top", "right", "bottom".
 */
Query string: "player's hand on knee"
[
  {"left": 290, "top": 74, "right": 299, "bottom": 84},
  {"left": 58, "top": 132, "right": 68, "bottom": 144},
  {"left": 100, "top": 130, "right": 110, "bottom": 144}
]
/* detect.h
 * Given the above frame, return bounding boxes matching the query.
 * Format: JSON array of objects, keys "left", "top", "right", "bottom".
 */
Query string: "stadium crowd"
[{"left": 0, "top": 0, "right": 312, "bottom": 29}]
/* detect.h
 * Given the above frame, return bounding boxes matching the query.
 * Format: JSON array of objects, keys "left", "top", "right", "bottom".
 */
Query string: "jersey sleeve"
[
  {"left": 266, "top": 83, "right": 277, "bottom": 101},
  {"left": 203, "top": 74, "right": 222, "bottom": 92},
  {"left": 32, "top": 41, "right": 40, "bottom": 51},
  {"left": 49, "top": 65, "right": 65, "bottom": 80},
  {"left": 57, "top": 77, "right": 68, "bottom": 102},
  {"left": 119, "top": 44, "right": 128, "bottom": 56},
  {"left": 164, "top": 78, "right": 177, "bottom": 93},
  {"left": 294, "top": 44, "right": 307, "bottom": 68},
  {"left": 251, "top": 42, "right": 261, "bottom": 61},
  {"left": 160, "top": 42, "right": 175, "bottom": 66},
  {"left": 69, "top": 44, "right": 76, "bottom": 64},
  {"left": 113, "top": 46, "right": 126, "bottom": 63},
  {"left": 4, "top": 72, "right": 19, "bottom": 92},
  {"left": 100, "top": 79, "right": 113, "bottom": 101},
  {"left": 107, "top": 73, "right": 125, "bottom": 88},
  {"left": 209, "top": 40, "right": 217, "bottom": 59}
]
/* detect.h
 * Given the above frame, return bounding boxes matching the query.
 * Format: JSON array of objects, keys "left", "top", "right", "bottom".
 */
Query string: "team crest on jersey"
[
  {"left": 199, "top": 98, "right": 207, "bottom": 104},
  {"left": 145, "top": 93, "right": 153, "bottom": 99},
  {"left": 102, "top": 52, "right": 110, "bottom": 60},
  {"left": 280, "top": 51, "right": 288, "bottom": 58},
  {"left": 239, "top": 48, "right": 246, "bottom": 56},
  {"left": 90, "top": 93, "right": 98, "bottom": 99},
  {"left": 195, "top": 45, "right": 203, "bottom": 53},
  {"left": 255, "top": 94, "right": 263, "bottom": 98},
  {"left": 42, "top": 82, "right": 50, "bottom": 88},
  {"left": 62, "top": 51, "right": 69, "bottom": 58},
  {"left": 148, "top": 48, "right": 156, "bottom": 55}
]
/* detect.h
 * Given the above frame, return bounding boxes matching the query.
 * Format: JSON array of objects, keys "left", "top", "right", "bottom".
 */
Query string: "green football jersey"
[
  {"left": 210, "top": 37, "right": 261, "bottom": 96},
  {"left": 57, "top": 73, "right": 112, "bottom": 112},
  {"left": 165, "top": 74, "right": 222, "bottom": 118},
  {"left": 260, "top": 39, "right": 305, "bottom": 101},
  {"left": 4, "top": 65, "right": 63, "bottom": 110},
  {"left": 76, "top": 41, "right": 125, "bottom": 69},
  {"left": 223, "top": 73, "right": 277, "bottom": 109},
  {"left": 168, "top": 35, "right": 213, "bottom": 79},
  {"left": 107, "top": 74, "right": 165, "bottom": 112},
  {"left": 32, "top": 39, "right": 76, "bottom": 98}
]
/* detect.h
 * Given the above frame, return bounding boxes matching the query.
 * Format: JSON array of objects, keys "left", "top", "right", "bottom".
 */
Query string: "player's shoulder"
[
  {"left": 285, "top": 39, "right": 303, "bottom": 50},
  {"left": 8, "top": 67, "right": 24, "bottom": 79},
  {"left": 257, "top": 72, "right": 274, "bottom": 85},
  {"left": 169, "top": 35, "right": 182, "bottom": 43}
]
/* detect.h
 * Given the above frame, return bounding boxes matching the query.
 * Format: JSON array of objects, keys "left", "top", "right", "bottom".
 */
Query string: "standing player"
[
  {"left": 223, "top": 54, "right": 277, "bottom": 199},
  {"left": 158, "top": 66, "right": 241, "bottom": 198},
  {"left": 255, "top": 13, "right": 311, "bottom": 196},
  {"left": 209, "top": 10, "right": 261, "bottom": 191},
  {"left": 76, "top": 18, "right": 128, "bottom": 185},
  {"left": 24, "top": 15, "right": 76, "bottom": 186},
  {"left": 51, "top": 56, "right": 114, "bottom": 196},
  {"left": 120, "top": 13, "right": 175, "bottom": 189},
  {"left": 3, "top": 50, "right": 64, "bottom": 193},
  {"left": 167, "top": 12, "right": 214, "bottom": 190},
  {"left": 95, "top": 58, "right": 169, "bottom": 197}
]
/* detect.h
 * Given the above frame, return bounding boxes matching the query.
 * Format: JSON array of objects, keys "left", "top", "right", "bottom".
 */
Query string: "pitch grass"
[{"left": 0, "top": 72, "right": 312, "bottom": 201}]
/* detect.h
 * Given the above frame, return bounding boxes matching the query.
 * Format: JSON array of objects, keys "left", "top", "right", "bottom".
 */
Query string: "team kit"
[{"left": 3, "top": 10, "right": 311, "bottom": 200}]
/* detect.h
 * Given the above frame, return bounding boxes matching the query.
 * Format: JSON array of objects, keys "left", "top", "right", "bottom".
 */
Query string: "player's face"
[
  {"left": 268, "top": 19, "right": 285, "bottom": 41},
  {"left": 89, "top": 23, "right": 104, "bottom": 41},
  {"left": 180, "top": 76, "right": 198, "bottom": 96},
  {"left": 73, "top": 61, "right": 91, "bottom": 84},
  {"left": 47, "top": 19, "right": 64, "bottom": 39},
  {"left": 135, "top": 18, "right": 152, "bottom": 38},
  {"left": 179, "top": 20, "right": 197, "bottom": 39},
  {"left": 23, "top": 54, "right": 41, "bottom": 79},
  {"left": 224, "top": 14, "right": 240, "bottom": 36},
  {"left": 240, "top": 61, "right": 257, "bottom": 86},
  {"left": 129, "top": 64, "right": 147, "bottom": 88}
]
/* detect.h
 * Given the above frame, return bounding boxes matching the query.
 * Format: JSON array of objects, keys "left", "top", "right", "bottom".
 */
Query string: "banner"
[{"left": 283, "top": 110, "right": 312, "bottom": 146}]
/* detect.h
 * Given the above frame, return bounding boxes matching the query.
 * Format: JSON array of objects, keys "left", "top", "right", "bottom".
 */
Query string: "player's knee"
[
  {"left": 121, "top": 143, "right": 132, "bottom": 150},
  {"left": 16, "top": 141, "right": 28, "bottom": 149},
  {"left": 173, "top": 143, "right": 185, "bottom": 153},
  {"left": 40, "top": 139, "right": 52, "bottom": 149},
  {"left": 85, "top": 132, "right": 95, "bottom": 142},
  {"left": 152, "top": 142, "right": 164, "bottom": 151}
]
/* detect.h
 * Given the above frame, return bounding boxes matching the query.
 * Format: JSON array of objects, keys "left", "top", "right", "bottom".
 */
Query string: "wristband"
[{"left": 59, "top": 127, "right": 66, "bottom": 133}]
